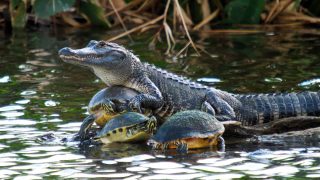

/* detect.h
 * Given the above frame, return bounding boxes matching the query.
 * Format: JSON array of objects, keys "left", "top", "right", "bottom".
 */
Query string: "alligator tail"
[{"left": 234, "top": 91, "right": 320, "bottom": 125}]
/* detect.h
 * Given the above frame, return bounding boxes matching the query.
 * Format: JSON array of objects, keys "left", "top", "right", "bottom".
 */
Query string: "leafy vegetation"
[
  {"left": 1, "top": 0, "right": 320, "bottom": 54},
  {"left": 224, "top": 0, "right": 265, "bottom": 24},
  {"left": 33, "top": 0, "right": 76, "bottom": 20}
]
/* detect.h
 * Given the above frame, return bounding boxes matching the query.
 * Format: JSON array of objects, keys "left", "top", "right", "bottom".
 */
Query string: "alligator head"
[{"left": 59, "top": 40, "right": 141, "bottom": 86}]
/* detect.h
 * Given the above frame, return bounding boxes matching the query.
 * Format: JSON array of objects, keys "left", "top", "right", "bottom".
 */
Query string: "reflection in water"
[{"left": 0, "top": 28, "right": 319, "bottom": 178}]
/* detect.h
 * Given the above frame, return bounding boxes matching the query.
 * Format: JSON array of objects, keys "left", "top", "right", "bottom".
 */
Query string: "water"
[{"left": 0, "top": 28, "right": 320, "bottom": 179}]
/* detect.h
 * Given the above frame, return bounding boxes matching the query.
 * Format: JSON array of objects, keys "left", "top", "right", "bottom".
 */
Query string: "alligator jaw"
[
  {"left": 59, "top": 54, "right": 84, "bottom": 62},
  {"left": 58, "top": 47, "right": 103, "bottom": 65}
]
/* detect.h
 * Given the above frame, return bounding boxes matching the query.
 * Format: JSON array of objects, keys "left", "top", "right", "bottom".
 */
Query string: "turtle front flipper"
[
  {"left": 75, "top": 114, "right": 96, "bottom": 141},
  {"left": 217, "top": 136, "right": 225, "bottom": 152},
  {"left": 176, "top": 141, "right": 188, "bottom": 153}
]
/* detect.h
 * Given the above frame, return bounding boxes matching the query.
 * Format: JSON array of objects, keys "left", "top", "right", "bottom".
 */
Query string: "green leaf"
[
  {"left": 33, "top": 0, "right": 76, "bottom": 19},
  {"left": 79, "top": 0, "right": 111, "bottom": 28},
  {"left": 10, "top": 0, "right": 27, "bottom": 28},
  {"left": 224, "top": 0, "right": 265, "bottom": 24}
]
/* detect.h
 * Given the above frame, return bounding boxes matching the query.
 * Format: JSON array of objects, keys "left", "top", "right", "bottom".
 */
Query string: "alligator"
[{"left": 58, "top": 40, "right": 320, "bottom": 126}]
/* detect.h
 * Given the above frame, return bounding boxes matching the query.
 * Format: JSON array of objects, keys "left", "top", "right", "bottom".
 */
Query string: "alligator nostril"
[{"left": 58, "top": 47, "right": 72, "bottom": 56}]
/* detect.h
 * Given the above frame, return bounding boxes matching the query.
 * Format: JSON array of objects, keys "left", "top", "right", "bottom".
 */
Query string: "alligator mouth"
[
  {"left": 59, "top": 47, "right": 104, "bottom": 62},
  {"left": 59, "top": 54, "right": 103, "bottom": 62}
]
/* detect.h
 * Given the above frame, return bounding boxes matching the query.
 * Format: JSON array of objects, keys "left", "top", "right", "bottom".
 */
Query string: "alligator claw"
[{"left": 128, "top": 98, "right": 143, "bottom": 113}]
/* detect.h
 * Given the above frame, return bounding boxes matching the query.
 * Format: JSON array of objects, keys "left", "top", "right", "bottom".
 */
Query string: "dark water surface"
[{"left": 0, "top": 28, "right": 320, "bottom": 179}]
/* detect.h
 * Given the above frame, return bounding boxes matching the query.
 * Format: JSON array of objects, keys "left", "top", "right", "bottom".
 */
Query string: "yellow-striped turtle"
[
  {"left": 77, "top": 86, "right": 140, "bottom": 140},
  {"left": 150, "top": 110, "right": 225, "bottom": 152},
  {"left": 94, "top": 112, "right": 157, "bottom": 144}
]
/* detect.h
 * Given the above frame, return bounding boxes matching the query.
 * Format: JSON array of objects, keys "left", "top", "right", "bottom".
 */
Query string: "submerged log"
[{"left": 223, "top": 116, "right": 320, "bottom": 137}]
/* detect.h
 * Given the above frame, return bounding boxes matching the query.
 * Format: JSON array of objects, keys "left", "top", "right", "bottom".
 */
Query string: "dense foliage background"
[{"left": 2, "top": 0, "right": 320, "bottom": 53}]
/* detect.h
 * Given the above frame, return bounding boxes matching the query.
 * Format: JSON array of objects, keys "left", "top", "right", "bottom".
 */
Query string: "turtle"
[
  {"left": 150, "top": 110, "right": 225, "bottom": 152},
  {"left": 94, "top": 112, "right": 157, "bottom": 144},
  {"left": 77, "top": 86, "right": 144, "bottom": 140}
]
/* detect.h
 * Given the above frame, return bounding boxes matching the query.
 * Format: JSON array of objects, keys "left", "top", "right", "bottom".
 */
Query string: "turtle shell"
[
  {"left": 88, "top": 86, "right": 139, "bottom": 112},
  {"left": 97, "top": 112, "right": 149, "bottom": 137},
  {"left": 152, "top": 110, "right": 224, "bottom": 143}
]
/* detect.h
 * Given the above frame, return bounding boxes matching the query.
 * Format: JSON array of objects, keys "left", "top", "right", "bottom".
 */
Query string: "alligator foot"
[{"left": 204, "top": 90, "right": 236, "bottom": 121}]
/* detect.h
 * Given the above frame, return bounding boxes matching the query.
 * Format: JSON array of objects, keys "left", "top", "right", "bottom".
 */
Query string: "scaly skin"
[
  {"left": 235, "top": 92, "right": 320, "bottom": 125},
  {"left": 59, "top": 41, "right": 241, "bottom": 122}
]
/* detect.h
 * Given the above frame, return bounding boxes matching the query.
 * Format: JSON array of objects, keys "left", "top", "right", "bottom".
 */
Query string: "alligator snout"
[{"left": 58, "top": 47, "right": 73, "bottom": 57}]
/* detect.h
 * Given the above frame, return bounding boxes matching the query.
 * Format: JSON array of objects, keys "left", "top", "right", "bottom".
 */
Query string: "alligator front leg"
[{"left": 127, "top": 77, "right": 163, "bottom": 113}]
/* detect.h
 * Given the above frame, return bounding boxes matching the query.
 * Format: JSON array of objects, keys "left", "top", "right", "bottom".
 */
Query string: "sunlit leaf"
[
  {"left": 79, "top": 0, "right": 111, "bottom": 28},
  {"left": 224, "top": 0, "right": 265, "bottom": 24},
  {"left": 33, "top": 0, "right": 76, "bottom": 19},
  {"left": 9, "top": 0, "right": 27, "bottom": 28}
]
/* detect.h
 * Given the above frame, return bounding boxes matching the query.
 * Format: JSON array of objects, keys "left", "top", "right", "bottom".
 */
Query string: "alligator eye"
[{"left": 97, "top": 41, "right": 107, "bottom": 48}]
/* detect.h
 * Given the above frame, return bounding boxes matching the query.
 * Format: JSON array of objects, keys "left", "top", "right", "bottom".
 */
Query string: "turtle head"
[
  {"left": 146, "top": 116, "right": 157, "bottom": 134},
  {"left": 59, "top": 40, "right": 141, "bottom": 85}
]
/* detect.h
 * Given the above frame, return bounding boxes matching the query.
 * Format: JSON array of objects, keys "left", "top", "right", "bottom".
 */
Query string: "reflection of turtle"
[
  {"left": 150, "top": 110, "right": 225, "bottom": 152},
  {"left": 77, "top": 86, "right": 141, "bottom": 140},
  {"left": 95, "top": 112, "right": 157, "bottom": 144}
]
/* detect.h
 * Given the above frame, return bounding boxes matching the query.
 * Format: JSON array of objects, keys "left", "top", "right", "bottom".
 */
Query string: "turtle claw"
[
  {"left": 79, "top": 138, "right": 102, "bottom": 147},
  {"left": 217, "top": 136, "right": 225, "bottom": 152},
  {"left": 73, "top": 132, "right": 90, "bottom": 142},
  {"left": 176, "top": 142, "right": 188, "bottom": 153}
]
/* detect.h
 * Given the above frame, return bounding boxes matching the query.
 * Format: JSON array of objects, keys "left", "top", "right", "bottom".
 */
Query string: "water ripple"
[
  {"left": 0, "top": 105, "right": 24, "bottom": 112},
  {"left": 140, "top": 162, "right": 184, "bottom": 169},
  {"left": 0, "top": 111, "right": 24, "bottom": 118},
  {"left": 0, "top": 76, "right": 10, "bottom": 83},
  {"left": 116, "top": 154, "right": 155, "bottom": 162},
  {"left": 23, "top": 154, "right": 85, "bottom": 164}
]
